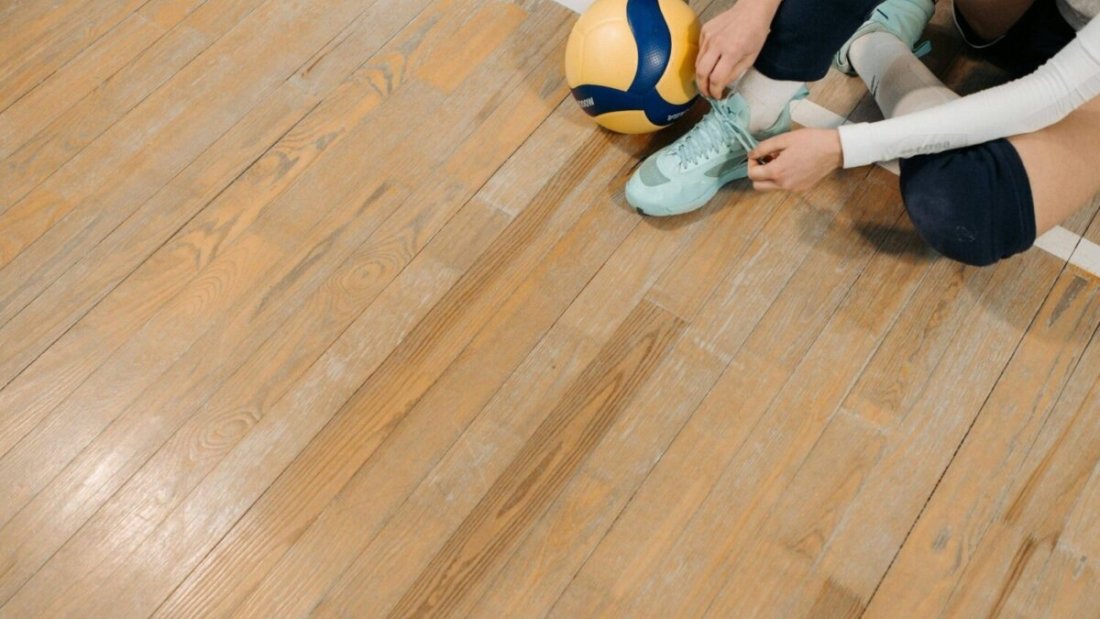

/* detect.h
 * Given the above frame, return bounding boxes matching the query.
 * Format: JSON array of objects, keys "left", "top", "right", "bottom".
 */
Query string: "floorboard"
[{"left": 1, "top": 1, "right": 1097, "bottom": 617}]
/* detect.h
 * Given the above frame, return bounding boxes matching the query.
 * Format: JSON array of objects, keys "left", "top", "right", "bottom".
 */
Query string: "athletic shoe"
[
  {"left": 834, "top": 0, "right": 934, "bottom": 75},
  {"left": 625, "top": 88, "right": 808, "bottom": 217}
]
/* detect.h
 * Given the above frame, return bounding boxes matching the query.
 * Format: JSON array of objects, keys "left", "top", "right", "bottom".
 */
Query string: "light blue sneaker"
[
  {"left": 834, "top": 0, "right": 935, "bottom": 75},
  {"left": 625, "top": 89, "right": 808, "bottom": 217}
]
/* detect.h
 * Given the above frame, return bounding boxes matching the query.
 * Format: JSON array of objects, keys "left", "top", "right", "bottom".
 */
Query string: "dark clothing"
[
  {"left": 751, "top": 0, "right": 1076, "bottom": 265},
  {"left": 754, "top": 0, "right": 882, "bottom": 81},
  {"left": 954, "top": 0, "right": 1077, "bottom": 77},
  {"left": 900, "top": 139, "right": 1036, "bottom": 266}
]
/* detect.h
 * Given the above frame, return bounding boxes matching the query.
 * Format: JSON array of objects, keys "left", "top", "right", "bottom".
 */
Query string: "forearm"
[{"left": 838, "top": 17, "right": 1100, "bottom": 167}]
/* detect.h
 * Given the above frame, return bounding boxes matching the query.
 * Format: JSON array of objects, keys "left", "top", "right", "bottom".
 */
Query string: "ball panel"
[
  {"left": 565, "top": 0, "right": 700, "bottom": 134},
  {"left": 654, "top": 0, "right": 700, "bottom": 105},
  {"left": 593, "top": 110, "right": 662, "bottom": 134},
  {"left": 570, "top": 83, "right": 641, "bottom": 118},
  {"left": 566, "top": 0, "right": 637, "bottom": 92},
  {"left": 564, "top": 22, "right": 587, "bottom": 87},
  {"left": 624, "top": 0, "right": 671, "bottom": 92}
]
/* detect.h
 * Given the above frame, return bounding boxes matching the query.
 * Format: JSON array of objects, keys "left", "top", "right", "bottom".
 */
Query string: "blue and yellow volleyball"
[{"left": 565, "top": 0, "right": 701, "bottom": 134}]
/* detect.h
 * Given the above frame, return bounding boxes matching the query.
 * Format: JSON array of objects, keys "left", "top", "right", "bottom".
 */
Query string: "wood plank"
[
  {"left": 545, "top": 165, "right": 891, "bottom": 618},
  {"left": 227, "top": 194, "right": 640, "bottom": 619},
  {"left": 0, "top": 0, "right": 89, "bottom": 63},
  {"left": 860, "top": 269, "right": 1100, "bottom": 617},
  {"left": 706, "top": 258, "right": 1098, "bottom": 618},
  {"left": 0, "top": 13, "right": 165, "bottom": 161},
  {"left": 225, "top": 113, "right": 755, "bottom": 619},
  {"left": 1022, "top": 420, "right": 1100, "bottom": 619},
  {"left": 883, "top": 315, "right": 1100, "bottom": 618},
  {"left": 149, "top": 124, "right": 618, "bottom": 619},
  {"left": 13, "top": 84, "right": 607, "bottom": 619},
  {"left": 0, "top": 174, "right": 408, "bottom": 609},
  {"left": 0, "top": 0, "right": 400, "bottom": 302},
  {"left": 0, "top": 0, "right": 267, "bottom": 206},
  {"left": 0, "top": 0, "right": 146, "bottom": 111},
  {"left": 0, "top": 2, "right": 569, "bottom": 611},
  {"left": 462, "top": 205, "right": 788, "bottom": 617},
  {"left": 387, "top": 301, "right": 684, "bottom": 618},
  {"left": 0, "top": 55, "right": 402, "bottom": 520},
  {"left": 0, "top": 0, "right": 441, "bottom": 461},
  {"left": 0, "top": 0, "right": 221, "bottom": 163}
]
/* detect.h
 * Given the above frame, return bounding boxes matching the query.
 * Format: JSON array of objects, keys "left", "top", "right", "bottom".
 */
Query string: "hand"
[
  {"left": 747, "top": 129, "right": 844, "bottom": 192},
  {"left": 696, "top": 0, "right": 780, "bottom": 99}
]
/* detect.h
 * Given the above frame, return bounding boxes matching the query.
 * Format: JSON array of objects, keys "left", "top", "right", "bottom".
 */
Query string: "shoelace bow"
[{"left": 675, "top": 99, "right": 758, "bottom": 168}]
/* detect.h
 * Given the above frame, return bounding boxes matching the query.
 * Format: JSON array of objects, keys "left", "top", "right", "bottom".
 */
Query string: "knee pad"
[{"left": 899, "top": 140, "right": 1036, "bottom": 267}]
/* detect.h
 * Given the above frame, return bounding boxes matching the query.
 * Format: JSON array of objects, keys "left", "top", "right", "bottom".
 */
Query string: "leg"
[
  {"left": 868, "top": 45, "right": 1027, "bottom": 267},
  {"left": 738, "top": 0, "right": 886, "bottom": 132},
  {"left": 899, "top": 141, "right": 1037, "bottom": 266},
  {"left": 849, "top": 32, "right": 957, "bottom": 118},
  {"left": 849, "top": 43, "right": 1039, "bottom": 266},
  {"left": 1009, "top": 98, "right": 1100, "bottom": 234},
  {"left": 627, "top": 0, "right": 919, "bottom": 216},
  {"left": 897, "top": 107, "right": 1100, "bottom": 266},
  {"left": 953, "top": 0, "right": 1036, "bottom": 42},
  {"left": 953, "top": 0, "right": 1076, "bottom": 77}
]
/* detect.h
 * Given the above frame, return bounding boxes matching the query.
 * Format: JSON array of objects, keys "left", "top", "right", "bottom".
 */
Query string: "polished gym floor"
[{"left": 1, "top": 0, "right": 1099, "bottom": 617}]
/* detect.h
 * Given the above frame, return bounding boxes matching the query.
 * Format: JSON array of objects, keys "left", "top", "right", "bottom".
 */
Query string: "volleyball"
[{"left": 565, "top": 0, "right": 701, "bottom": 134}]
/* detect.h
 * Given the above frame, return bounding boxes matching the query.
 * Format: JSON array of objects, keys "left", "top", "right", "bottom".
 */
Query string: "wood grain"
[{"left": 2, "top": 0, "right": 1098, "bottom": 617}]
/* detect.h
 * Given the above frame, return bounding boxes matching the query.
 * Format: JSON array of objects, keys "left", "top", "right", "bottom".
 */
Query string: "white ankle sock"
[
  {"left": 736, "top": 69, "right": 805, "bottom": 133},
  {"left": 848, "top": 31, "right": 958, "bottom": 118}
]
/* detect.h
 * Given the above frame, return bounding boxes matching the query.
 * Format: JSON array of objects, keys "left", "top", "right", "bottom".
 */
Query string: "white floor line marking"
[
  {"left": 1033, "top": 225, "right": 1078, "bottom": 261},
  {"left": 551, "top": 0, "right": 593, "bottom": 13},
  {"left": 547, "top": 8, "right": 1100, "bottom": 279},
  {"left": 1068, "top": 236, "right": 1100, "bottom": 277}
]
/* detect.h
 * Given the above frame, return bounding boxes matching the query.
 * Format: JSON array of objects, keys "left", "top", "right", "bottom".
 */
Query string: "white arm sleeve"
[{"left": 838, "top": 16, "right": 1100, "bottom": 168}]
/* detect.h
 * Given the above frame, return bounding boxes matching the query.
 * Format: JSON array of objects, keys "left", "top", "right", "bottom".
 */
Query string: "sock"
[
  {"left": 736, "top": 69, "right": 805, "bottom": 133},
  {"left": 848, "top": 31, "right": 958, "bottom": 119}
]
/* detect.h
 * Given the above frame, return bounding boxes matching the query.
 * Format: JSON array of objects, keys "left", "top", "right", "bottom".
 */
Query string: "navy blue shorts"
[{"left": 754, "top": 0, "right": 882, "bottom": 82}]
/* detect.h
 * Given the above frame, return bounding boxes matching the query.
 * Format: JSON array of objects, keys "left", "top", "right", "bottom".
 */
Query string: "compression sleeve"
[{"left": 837, "top": 16, "right": 1100, "bottom": 168}]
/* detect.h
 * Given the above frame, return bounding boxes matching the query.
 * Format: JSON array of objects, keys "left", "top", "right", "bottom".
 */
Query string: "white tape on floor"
[
  {"left": 552, "top": 0, "right": 594, "bottom": 13},
  {"left": 549, "top": 1, "right": 1100, "bottom": 278}
]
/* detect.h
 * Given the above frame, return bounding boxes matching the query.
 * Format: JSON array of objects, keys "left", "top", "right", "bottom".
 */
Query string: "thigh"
[
  {"left": 954, "top": 0, "right": 1076, "bottom": 76},
  {"left": 1010, "top": 97, "right": 1100, "bottom": 234},
  {"left": 954, "top": 0, "right": 1038, "bottom": 41},
  {"left": 754, "top": 0, "right": 882, "bottom": 82}
]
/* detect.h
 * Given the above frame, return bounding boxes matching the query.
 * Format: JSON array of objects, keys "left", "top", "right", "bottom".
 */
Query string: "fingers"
[
  {"left": 747, "top": 157, "right": 782, "bottom": 192},
  {"left": 749, "top": 133, "right": 791, "bottom": 161},
  {"left": 710, "top": 56, "right": 736, "bottom": 99},
  {"left": 695, "top": 47, "right": 720, "bottom": 99},
  {"left": 747, "top": 158, "right": 775, "bottom": 182}
]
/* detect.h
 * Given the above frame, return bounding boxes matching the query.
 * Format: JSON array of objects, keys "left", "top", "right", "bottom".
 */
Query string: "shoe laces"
[{"left": 675, "top": 98, "right": 757, "bottom": 169}]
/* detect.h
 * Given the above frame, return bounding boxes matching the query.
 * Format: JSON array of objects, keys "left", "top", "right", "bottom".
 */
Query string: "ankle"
[{"left": 737, "top": 71, "right": 804, "bottom": 133}]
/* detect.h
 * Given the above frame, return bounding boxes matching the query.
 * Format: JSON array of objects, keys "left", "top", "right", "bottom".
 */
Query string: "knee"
[{"left": 900, "top": 154, "right": 1003, "bottom": 267}]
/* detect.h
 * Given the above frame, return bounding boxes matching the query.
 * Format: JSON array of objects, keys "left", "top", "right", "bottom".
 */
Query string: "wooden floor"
[{"left": 1, "top": 0, "right": 1099, "bottom": 617}]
